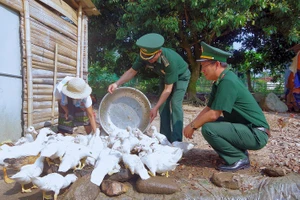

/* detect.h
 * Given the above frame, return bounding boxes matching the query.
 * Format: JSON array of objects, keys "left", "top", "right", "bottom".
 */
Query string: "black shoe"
[{"left": 217, "top": 157, "right": 250, "bottom": 172}]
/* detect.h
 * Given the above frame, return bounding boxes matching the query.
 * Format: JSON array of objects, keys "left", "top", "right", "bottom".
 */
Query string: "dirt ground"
[{"left": 0, "top": 100, "right": 299, "bottom": 199}]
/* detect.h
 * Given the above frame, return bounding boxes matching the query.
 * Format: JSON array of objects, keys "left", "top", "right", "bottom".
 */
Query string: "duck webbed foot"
[
  {"left": 3, "top": 168, "right": 15, "bottom": 183},
  {"left": 43, "top": 191, "right": 52, "bottom": 200}
]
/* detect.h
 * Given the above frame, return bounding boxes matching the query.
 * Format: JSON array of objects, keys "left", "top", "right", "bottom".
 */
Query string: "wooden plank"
[
  {"left": 33, "top": 78, "right": 54, "bottom": 85},
  {"left": 27, "top": 68, "right": 75, "bottom": 78},
  {"left": 24, "top": 88, "right": 53, "bottom": 95},
  {"left": 31, "top": 63, "right": 76, "bottom": 74},
  {"left": 30, "top": 17, "right": 77, "bottom": 49},
  {"left": 24, "top": 0, "right": 33, "bottom": 127},
  {"left": 81, "top": 0, "right": 100, "bottom": 16},
  {"left": 76, "top": 3, "right": 82, "bottom": 77},
  {"left": 31, "top": 33, "right": 77, "bottom": 61},
  {"left": 64, "top": 0, "right": 100, "bottom": 16},
  {"left": 32, "top": 54, "right": 76, "bottom": 71},
  {"left": 32, "top": 95, "right": 53, "bottom": 101},
  {"left": 0, "top": 0, "right": 23, "bottom": 12},
  {"left": 32, "top": 44, "right": 77, "bottom": 67},
  {"left": 37, "top": 0, "right": 78, "bottom": 25},
  {"left": 52, "top": 44, "right": 58, "bottom": 123},
  {"left": 82, "top": 15, "right": 88, "bottom": 78},
  {"left": 29, "top": 0, "right": 77, "bottom": 41}
]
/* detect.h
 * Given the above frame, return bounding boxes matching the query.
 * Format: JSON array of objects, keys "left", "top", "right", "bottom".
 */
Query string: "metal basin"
[{"left": 99, "top": 87, "right": 151, "bottom": 134}]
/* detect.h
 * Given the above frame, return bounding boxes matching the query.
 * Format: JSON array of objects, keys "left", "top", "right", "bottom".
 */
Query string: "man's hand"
[
  {"left": 150, "top": 107, "right": 158, "bottom": 122},
  {"left": 107, "top": 83, "right": 118, "bottom": 94},
  {"left": 183, "top": 124, "right": 195, "bottom": 139}
]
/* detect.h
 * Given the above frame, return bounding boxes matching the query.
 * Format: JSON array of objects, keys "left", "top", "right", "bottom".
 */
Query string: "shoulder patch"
[{"left": 161, "top": 54, "right": 170, "bottom": 67}]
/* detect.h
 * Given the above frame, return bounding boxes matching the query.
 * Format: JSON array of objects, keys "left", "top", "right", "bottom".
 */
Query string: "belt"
[{"left": 256, "top": 127, "right": 271, "bottom": 137}]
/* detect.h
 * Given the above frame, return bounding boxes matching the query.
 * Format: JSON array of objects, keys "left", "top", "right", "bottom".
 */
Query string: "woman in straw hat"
[{"left": 54, "top": 77, "right": 98, "bottom": 134}]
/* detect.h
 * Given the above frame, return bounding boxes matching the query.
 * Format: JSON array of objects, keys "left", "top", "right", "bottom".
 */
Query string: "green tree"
[{"left": 89, "top": 0, "right": 300, "bottom": 101}]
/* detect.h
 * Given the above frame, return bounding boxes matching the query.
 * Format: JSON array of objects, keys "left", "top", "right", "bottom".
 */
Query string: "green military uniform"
[
  {"left": 199, "top": 42, "right": 269, "bottom": 165},
  {"left": 133, "top": 33, "right": 191, "bottom": 142}
]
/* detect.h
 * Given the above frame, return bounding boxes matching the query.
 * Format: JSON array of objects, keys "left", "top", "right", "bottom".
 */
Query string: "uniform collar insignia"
[{"left": 215, "top": 68, "right": 230, "bottom": 85}]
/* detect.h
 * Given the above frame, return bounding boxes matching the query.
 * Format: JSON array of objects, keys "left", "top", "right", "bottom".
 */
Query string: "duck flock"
[{"left": 0, "top": 125, "right": 194, "bottom": 199}]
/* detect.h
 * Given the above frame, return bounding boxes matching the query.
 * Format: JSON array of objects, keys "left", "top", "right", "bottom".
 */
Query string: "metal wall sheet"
[{"left": 0, "top": 4, "right": 22, "bottom": 142}]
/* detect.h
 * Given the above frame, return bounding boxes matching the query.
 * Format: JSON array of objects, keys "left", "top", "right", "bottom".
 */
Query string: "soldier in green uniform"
[
  {"left": 108, "top": 33, "right": 191, "bottom": 142},
  {"left": 184, "top": 42, "right": 270, "bottom": 171}
]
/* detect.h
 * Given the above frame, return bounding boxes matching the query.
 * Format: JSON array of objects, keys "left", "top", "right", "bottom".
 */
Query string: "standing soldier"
[{"left": 108, "top": 33, "right": 191, "bottom": 142}]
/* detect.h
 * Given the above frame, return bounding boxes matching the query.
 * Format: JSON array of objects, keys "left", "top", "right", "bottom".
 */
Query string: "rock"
[
  {"left": 260, "top": 93, "right": 288, "bottom": 112},
  {"left": 253, "top": 93, "right": 266, "bottom": 104},
  {"left": 262, "top": 167, "right": 287, "bottom": 177},
  {"left": 100, "top": 180, "right": 129, "bottom": 196},
  {"left": 136, "top": 176, "right": 179, "bottom": 194},
  {"left": 108, "top": 168, "right": 135, "bottom": 182},
  {"left": 210, "top": 172, "right": 240, "bottom": 190},
  {"left": 62, "top": 174, "right": 100, "bottom": 200},
  {"left": 74, "top": 165, "right": 93, "bottom": 177}
]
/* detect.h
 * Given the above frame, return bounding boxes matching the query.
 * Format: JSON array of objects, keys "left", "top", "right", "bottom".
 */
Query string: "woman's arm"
[
  {"left": 59, "top": 103, "right": 69, "bottom": 120},
  {"left": 85, "top": 105, "right": 97, "bottom": 133}
]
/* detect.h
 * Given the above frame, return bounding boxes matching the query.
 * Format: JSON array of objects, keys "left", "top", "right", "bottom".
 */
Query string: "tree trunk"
[
  {"left": 186, "top": 61, "right": 200, "bottom": 99},
  {"left": 246, "top": 70, "right": 253, "bottom": 92}
]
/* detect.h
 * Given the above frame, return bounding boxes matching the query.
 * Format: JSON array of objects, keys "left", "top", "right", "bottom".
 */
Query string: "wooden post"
[
  {"left": 80, "top": 15, "right": 84, "bottom": 78},
  {"left": 76, "top": 2, "right": 82, "bottom": 77},
  {"left": 51, "top": 43, "right": 58, "bottom": 124},
  {"left": 24, "top": 0, "right": 33, "bottom": 127}
]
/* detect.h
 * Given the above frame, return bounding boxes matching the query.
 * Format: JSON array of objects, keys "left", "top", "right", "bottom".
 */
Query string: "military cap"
[
  {"left": 198, "top": 41, "right": 232, "bottom": 62},
  {"left": 136, "top": 33, "right": 165, "bottom": 60}
]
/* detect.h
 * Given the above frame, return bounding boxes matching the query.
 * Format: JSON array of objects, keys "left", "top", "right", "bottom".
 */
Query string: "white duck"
[
  {"left": 0, "top": 127, "right": 55, "bottom": 183},
  {"left": 90, "top": 148, "right": 122, "bottom": 186},
  {"left": 119, "top": 136, "right": 139, "bottom": 154},
  {"left": 58, "top": 143, "right": 96, "bottom": 172},
  {"left": 74, "top": 134, "right": 91, "bottom": 146},
  {"left": 10, "top": 156, "right": 45, "bottom": 193},
  {"left": 40, "top": 140, "right": 72, "bottom": 166},
  {"left": 140, "top": 147, "right": 182, "bottom": 177},
  {"left": 46, "top": 133, "right": 74, "bottom": 145},
  {"left": 172, "top": 141, "right": 195, "bottom": 154},
  {"left": 147, "top": 126, "right": 171, "bottom": 146},
  {"left": 14, "top": 126, "right": 38, "bottom": 146},
  {"left": 1, "top": 127, "right": 54, "bottom": 158},
  {"left": 85, "top": 128, "right": 104, "bottom": 166},
  {"left": 31, "top": 173, "right": 77, "bottom": 200},
  {"left": 122, "top": 153, "right": 150, "bottom": 180}
]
